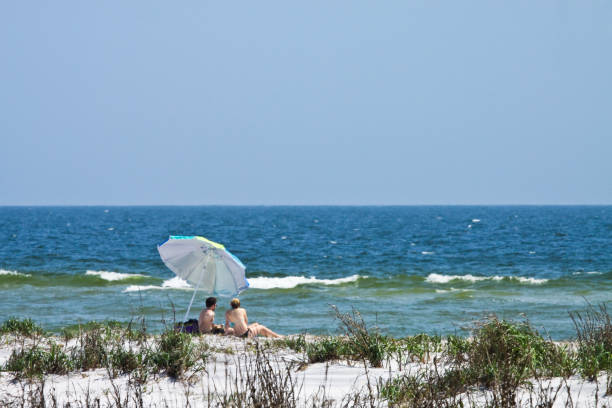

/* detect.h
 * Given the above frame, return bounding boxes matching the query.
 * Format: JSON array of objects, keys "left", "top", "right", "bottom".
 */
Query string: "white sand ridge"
[{"left": 0, "top": 333, "right": 610, "bottom": 407}]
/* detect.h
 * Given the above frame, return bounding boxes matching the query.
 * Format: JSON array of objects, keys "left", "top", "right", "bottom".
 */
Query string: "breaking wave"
[
  {"left": 123, "top": 277, "right": 192, "bottom": 293},
  {"left": 248, "top": 274, "right": 361, "bottom": 290},
  {"left": 0, "top": 269, "right": 31, "bottom": 277},
  {"left": 435, "top": 287, "right": 474, "bottom": 294},
  {"left": 123, "top": 275, "right": 363, "bottom": 293},
  {"left": 426, "top": 273, "right": 548, "bottom": 285},
  {"left": 85, "top": 270, "right": 148, "bottom": 281}
]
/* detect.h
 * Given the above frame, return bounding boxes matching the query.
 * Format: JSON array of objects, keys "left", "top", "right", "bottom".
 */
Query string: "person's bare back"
[
  {"left": 199, "top": 309, "right": 215, "bottom": 333},
  {"left": 224, "top": 307, "right": 249, "bottom": 336},
  {"left": 224, "top": 298, "right": 282, "bottom": 338},
  {"left": 198, "top": 297, "right": 217, "bottom": 334}
]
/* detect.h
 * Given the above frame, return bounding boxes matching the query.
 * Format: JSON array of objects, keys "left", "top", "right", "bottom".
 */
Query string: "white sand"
[{"left": 1, "top": 334, "right": 611, "bottom": 407}]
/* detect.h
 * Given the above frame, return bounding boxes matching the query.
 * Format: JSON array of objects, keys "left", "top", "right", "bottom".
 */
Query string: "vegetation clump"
[
  {"left": 0, "top": 317, "right": 211, "bottom": 381},
  {"left": 570, "top": 302, "right": 612, "bottom": 380},
  {"left": 462, "top": 317, "right": 573, "bottom": 383},
  {"left": 0, "top": 317, "right": 44, "bottom": 337},
  {"left": 380, "top": 316, "right": 575, "bottom": 408},
  {"left": 332, "top": 305, "right": 389, "bottom": 367},
  {"left": 148, "top": 329, "right": 206, "bottom": 379},
  {"left": 5, "top": 342, "right": 73, "bottom": 379},
  {"left": 1, "top": 303, "right": 612, "bottom": 407}
]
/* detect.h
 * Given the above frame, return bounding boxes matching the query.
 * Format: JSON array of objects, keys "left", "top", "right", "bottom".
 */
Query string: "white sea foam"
[
  {"left": 86, "top": 270, "right": 147, "bottom": 281},
  {"left": 427, "top": 273, "right": 493, "bottom": 283},
  {"left": 572, "top": 271, "right": 602, "bottom": 276},
  {"left": 516, "top": 277, "right": 548, "bottom": 284},
  {"left": 472, "top": 219, "right": 481, "bottom": 223},
  {"left": 122, "top": 277, "right": 192, "bottom": 293},
  {"left": 0, "top": 269, "right": 31, "bottom": 277},
  {"left": 435, "top": 287, "right": 473, "bottom": 294},
  {"left": 161, "top": 276, "right": 193, "bottom": 289},
  {"left": 426, "top": 273, "right": 547, "bottom": 284},
  {"left": 421, "top": 251, "right": 435, "bottom": 255},
  {"left": 248, "top": 275, "right": 360, "bottom": 290}
]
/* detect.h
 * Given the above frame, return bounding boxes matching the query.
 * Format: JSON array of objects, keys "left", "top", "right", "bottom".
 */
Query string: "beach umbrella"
[{"left": 157, "top": 235, "right": 249, "bottom": 320}]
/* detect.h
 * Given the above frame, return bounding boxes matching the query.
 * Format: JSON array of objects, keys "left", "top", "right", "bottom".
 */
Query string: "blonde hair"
[{"left": 230, "top": 298, "right": 240, "bottom": 309}]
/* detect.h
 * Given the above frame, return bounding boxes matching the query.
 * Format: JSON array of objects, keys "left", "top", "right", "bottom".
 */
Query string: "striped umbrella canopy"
[{"left": 157, "top": 236, "right": 249, "bottom": 320}]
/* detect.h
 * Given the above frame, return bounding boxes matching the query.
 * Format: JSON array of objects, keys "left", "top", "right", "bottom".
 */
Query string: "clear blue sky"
[{"left": 1, "top": 1, "right": 611, "bottom": 205}]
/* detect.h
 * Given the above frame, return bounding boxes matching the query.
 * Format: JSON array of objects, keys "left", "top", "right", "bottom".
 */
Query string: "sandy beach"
[{"left": 1, "top": 325, "right": 611, "bottom": 408}]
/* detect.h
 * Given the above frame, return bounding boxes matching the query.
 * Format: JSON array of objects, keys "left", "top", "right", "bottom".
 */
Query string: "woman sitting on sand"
[{"left": 224, "top": 298, "right": 282, "bottom": 338}]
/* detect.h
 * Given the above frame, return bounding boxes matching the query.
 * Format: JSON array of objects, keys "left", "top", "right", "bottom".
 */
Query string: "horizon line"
[{"left": 1, "top": 203, "right": 611, "bottom": 207}]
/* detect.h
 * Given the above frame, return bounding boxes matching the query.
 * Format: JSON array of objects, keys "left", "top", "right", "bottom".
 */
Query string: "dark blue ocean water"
[{"left": 0, "top": 206, "right": 610, "bottom": 339}]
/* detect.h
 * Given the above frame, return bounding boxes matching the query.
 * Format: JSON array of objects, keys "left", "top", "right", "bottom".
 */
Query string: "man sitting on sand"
[
  {"left": 224, "top": 298, "right": 282, "bottom": 338},
  {"left": 199, "top": 297, "right": 224, "bottom": 334}
]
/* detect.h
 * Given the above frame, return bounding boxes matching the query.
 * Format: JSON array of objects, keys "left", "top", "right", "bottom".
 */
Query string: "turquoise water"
[{"left": 0, "top": 206, "right": 610, "bottom": 339}]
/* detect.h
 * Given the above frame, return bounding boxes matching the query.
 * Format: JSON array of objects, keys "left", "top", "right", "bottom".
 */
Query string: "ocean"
[{"left": 0, "top": 206, "right": 610, "bottom": 339}]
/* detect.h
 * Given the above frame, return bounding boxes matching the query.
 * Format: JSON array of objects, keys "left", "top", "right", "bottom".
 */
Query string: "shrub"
[
  {"left": 109, "top": 347, "right": 141, "bottom": 376},
  {"left": 4, "top": 342, "right": 73, "bottom": 378},
  {"left": 306, "top": 336, "right": 347, "bottom": 363},
  {"left": 449, "top": 317, "right": 572, "bottom": 408},
  {"left": 379, "top": 368, "right": 467, "bottom": 407},
  {"left": 445, "top": 334, "right": 471, "bottom": 362},
  {"left": 570, "top": 302, "right": 612, "bottom": 380},
  {"left": 467, "top": 317, "right": 572, "bottom": 382},
  {"left": 332, "top": 306, "right": 389, "bottom": 367},
  {"left": 147, "top": 329, "right": 206, "bottom": 379},
  {"left": 281, "top": 335, "right": 307, "bottom": 353},
  {"left": 380, "top": 318, "right": 572, "bottom": 408},
  {"left": 72, "top": 326, "right": 109, "bottom": 371},
  {"left": 0, "top": 318, "right": 44, "bottom": 337},
  {"left": 389, "top": 333, "right": 443, "bottom": 364}
]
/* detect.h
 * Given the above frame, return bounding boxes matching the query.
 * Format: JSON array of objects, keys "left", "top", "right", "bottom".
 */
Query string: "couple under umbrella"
[
  {"left": 157, "top": 235, "right": 281, "bottom": 338},
  {"left": 199, "top": 296, "right": 281, "bottom": 338}
]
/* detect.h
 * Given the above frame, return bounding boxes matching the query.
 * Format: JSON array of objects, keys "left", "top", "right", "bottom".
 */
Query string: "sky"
[{"left": 1, "top": 1, "right": 611, "bottom": 205}]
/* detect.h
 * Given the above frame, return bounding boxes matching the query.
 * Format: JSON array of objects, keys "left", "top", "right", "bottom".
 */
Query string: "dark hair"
[{"left": 205, "top": 297, "right": 217, "bottom": 308}]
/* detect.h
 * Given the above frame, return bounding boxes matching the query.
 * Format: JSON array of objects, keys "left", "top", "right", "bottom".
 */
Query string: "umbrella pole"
[{"left": 184, "top": 273, "right": 204, "bottom": 321}]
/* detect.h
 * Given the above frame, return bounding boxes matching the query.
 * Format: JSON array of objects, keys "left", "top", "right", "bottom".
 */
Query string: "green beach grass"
[{"left": 0, "top": 303, "right": 611, "bottom": 407}]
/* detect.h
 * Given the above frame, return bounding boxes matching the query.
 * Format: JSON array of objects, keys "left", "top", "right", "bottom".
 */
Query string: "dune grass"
[
  {"left": 2, "top": 319, "right": 207, "bottom": 381},
  {"left": 0, "top": 317, "right": 44, "bottom": 337},
  {"left": 570, "top": 302, "right": 612, "bottom": 380},
  {"left": 1, "top": 302, "right": 612, "bottom": 407}
]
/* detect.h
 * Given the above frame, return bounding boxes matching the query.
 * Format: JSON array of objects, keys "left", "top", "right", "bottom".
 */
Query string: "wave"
[
  {"left": 572, "top": 271, "right": 603, "bottom": 276},
  {"left": 122, "top": 274, "right": 364, "bottom": 293},
  {"left": 123, "top": 277, "right": 192, "bottom": 293},
  {"left": 0, "top": 269, "right": 158, "bottom": 287},
  {"left": 435, "top": 287, "right": 474, "bottom": 294},
  {"left": 426, "top": 273, "right": 548, "bottom": 285},
  {"left": 248, "top": 274, "right": 361, "bottom": 290},
  {"left": 516, "top": 277, "right": 548, "bottom": 284},
  {"left": 124, "top": 274, "right": 362, "bottom": 292},
  {"left": 0, "top": 269, "right": 579, "bottom": 292},
  {"left": 85, "top": 270, "right": 148, "bottom": 281},
  {"left": 0, "top": 269, "right": 31, "bottom": 277}
]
